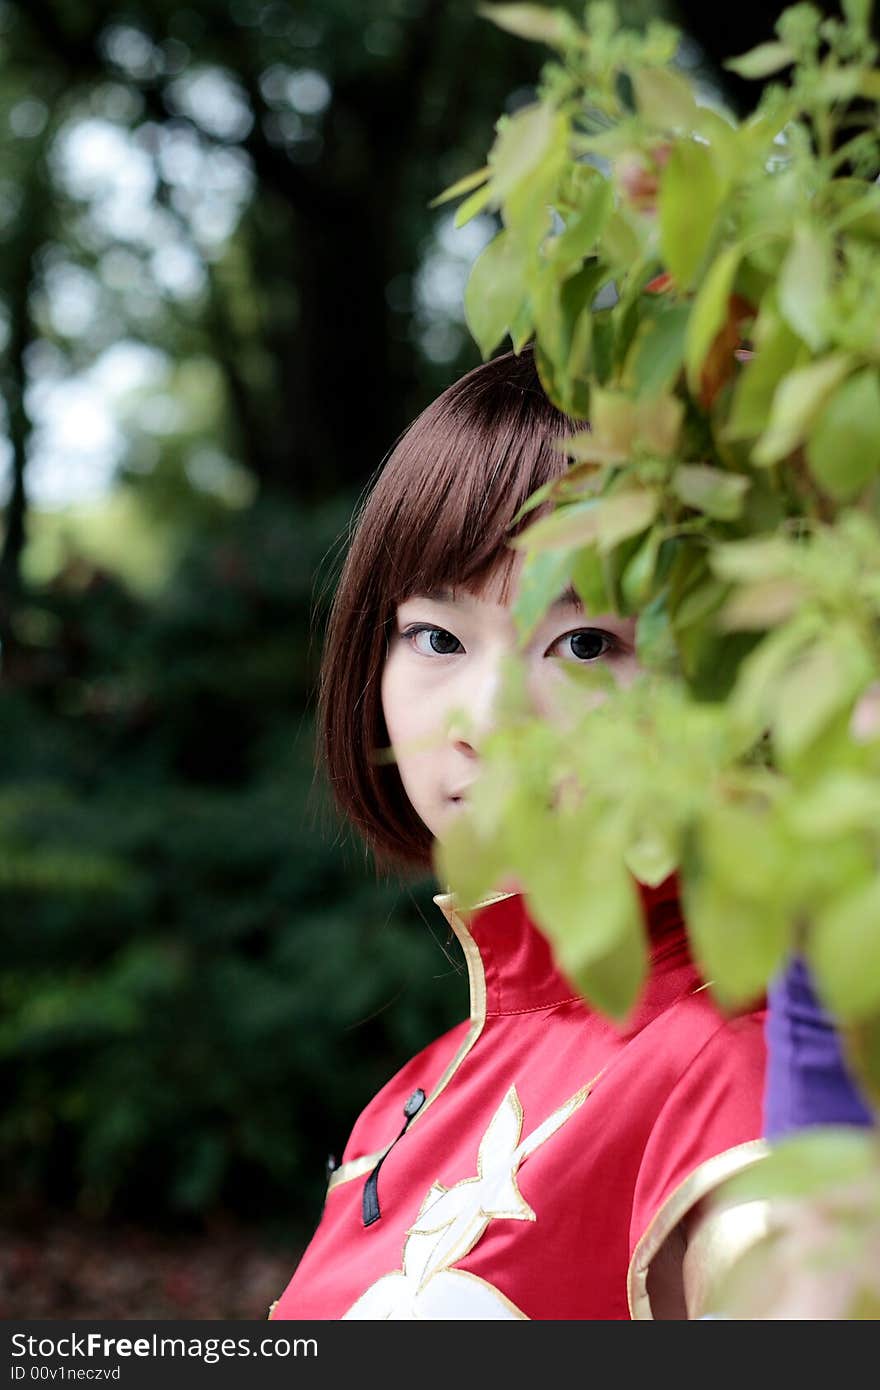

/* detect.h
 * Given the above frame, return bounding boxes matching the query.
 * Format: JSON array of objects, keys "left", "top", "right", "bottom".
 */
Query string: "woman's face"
[{"left": 381, "top": 550, "right": 643, "bottom": 842}]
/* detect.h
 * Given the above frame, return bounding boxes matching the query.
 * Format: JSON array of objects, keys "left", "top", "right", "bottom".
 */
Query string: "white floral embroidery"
[{"left": 343, "top": 1080, "right": 591, "bottom": 1319}]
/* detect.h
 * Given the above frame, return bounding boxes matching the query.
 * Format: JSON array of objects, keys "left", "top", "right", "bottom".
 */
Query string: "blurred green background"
[{"left": 0, "top": 0, "right": 817, "bottom": 1317}]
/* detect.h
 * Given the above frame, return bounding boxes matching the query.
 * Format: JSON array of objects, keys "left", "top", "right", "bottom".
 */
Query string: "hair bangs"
[
  {"left": 315, "top": 346, "right": 577, "bottom": 876},
  {"left": 381, "top": 352, "right": 577, "bottom": 608}
]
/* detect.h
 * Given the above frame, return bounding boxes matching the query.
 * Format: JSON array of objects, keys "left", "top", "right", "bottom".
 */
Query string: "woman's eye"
[
  {"left": 551, "top": 629, "right": 620, "bottom": 662},
  {"left": 400, "top": 624, "right": 620, "bottom": 662},
  {"left": 401, "top": 625, "right": 462, "bottom": 656}
]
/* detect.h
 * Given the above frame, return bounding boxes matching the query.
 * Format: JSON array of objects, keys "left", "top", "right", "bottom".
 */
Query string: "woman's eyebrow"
[
  {"left": 550, "top": 584, "right": 585, "bottom": 611},
  {"left": 413, "top": 585, "right": 585, "bottom": 611}
]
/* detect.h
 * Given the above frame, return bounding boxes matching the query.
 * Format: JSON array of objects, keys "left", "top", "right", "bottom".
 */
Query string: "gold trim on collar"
[
  {"left": 325, "top": 891, "right": 516, "bottom": 1195},
  {"left": 627, "top": 1137, "right": 771, "bottom": 1319}
]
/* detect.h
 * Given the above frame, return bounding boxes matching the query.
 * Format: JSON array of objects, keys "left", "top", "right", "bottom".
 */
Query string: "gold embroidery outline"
[
  {"left": 326, "top": 890, "right": 516, "bottom": 1193},
  {"left": 343, "top": 1075, "right": 599, "bottom": 1319},
  {"left": 626, "top": 1137, "right": 771, "bottom": 1319},
  {"left": 420, "top": 1266, "right": 529, "bottom": 1319}
]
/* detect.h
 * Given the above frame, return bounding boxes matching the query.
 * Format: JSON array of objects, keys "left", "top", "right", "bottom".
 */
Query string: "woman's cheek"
[
  {"left": 617, "top": 652, "right": 645, "bottom": 688},
  {"left": 383, "top": 658, "right": 444, "bottom": 754}
]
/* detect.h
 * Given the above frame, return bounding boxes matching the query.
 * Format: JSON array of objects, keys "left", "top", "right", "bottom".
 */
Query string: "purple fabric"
[{"left": 764, "top": 955, "right": 874, "bottom": 1139}]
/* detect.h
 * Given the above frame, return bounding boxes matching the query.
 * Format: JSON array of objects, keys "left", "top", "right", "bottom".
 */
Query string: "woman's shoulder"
[{"left": 630, "top": 970, "right": 766, "bottom": 1083}]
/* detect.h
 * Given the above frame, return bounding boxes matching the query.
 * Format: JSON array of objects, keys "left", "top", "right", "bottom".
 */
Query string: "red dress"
[{"left": 270, "top": 876, "right": 766, "bottom": 1320}]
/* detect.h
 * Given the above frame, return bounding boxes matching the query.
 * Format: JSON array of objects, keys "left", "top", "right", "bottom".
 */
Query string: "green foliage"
[
  {"left": 0, "top": 497, "right": 462, "bottom": 1228},
  {"left": 434, "top": 1, "right": 880, "bottom": 1114},
  {"left": 704, "top": 1127, "right": 880, "bottom": 1319},
  {"left": 0, "top": 0, "right": 572, "bottom": 1232}
]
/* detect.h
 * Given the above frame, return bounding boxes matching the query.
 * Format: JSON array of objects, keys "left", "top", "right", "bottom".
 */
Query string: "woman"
[{"left": 268, "top": 345, "right": 768, "bottom": 1320}]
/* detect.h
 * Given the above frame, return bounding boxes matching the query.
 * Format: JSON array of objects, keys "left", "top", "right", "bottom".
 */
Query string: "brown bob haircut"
[{"left": 315, "top": 344, "right": 577, "bottom": 878}]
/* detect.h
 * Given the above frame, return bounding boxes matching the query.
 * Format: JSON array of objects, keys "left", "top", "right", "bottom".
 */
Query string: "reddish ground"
[{"left": 0, "top": 1214, "right": 301, "bottom": 1320}]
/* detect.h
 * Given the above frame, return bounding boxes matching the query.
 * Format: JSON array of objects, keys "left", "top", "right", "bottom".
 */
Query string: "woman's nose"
[{"left": 446, "top": 658, "right": 506, "bottom": 751}]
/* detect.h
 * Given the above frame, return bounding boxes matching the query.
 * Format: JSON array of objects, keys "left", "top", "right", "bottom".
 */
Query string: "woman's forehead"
[{"left": 398, "top": 580, "right": 585, "bottom": 613}]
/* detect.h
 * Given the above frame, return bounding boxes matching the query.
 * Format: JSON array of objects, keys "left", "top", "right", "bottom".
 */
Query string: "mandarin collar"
[{"left": 432, "top": 873, "right": 688, "bottom": 1018}]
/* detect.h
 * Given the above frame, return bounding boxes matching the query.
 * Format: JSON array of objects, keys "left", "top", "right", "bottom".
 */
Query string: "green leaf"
[
  {"left": 724, "top": 41, "right": 795, "bottom": 78},
  {"left": 689, "top": 880, "right": 791, "bottom": 1007},
  {"left": 429, "top": 165, "right": 490, "bottom": 208},
  {"left": 683, "top": 811, "right": 792, "bottom": 1006},
  {"left": 571, "top": 544, "right": 612, "bottom": 615},
  {"left": 531, "top": 260, "right": 605, "bottom": 416},
  {"left": 560, "top": 263, "right": 603, "bottom": 409},
  {"left": 808, "top": 876, "right": 880, "bottom": 1022},
  {"left": 778, "top": 225, "right": 832, "bottom": 352},
  {"left": 672, "top": 465, "right": 750, "bottom": 520},
  {"left": 725, "top": 308, "right": 807, "bottom": 441},
  {"left": 690, "top": 106, "right": 738, "bottom": 173},
  {"left": 454, "top": 180, "right": 496, "bottom": 228},
  {"left": 565, "top": 911, "right": 647, "bottom": 1021},
  {"left": 530, "top": 853, "right": 646, "bottom": 1019},
  {"left": 719, "top": 1128, "right": 877, "bottom": 1205},
  {"left": 784, "top": 834, "right": 876, "bottom": 916},
  {"left": 594, "top": 489, "right": 661, "bottom": 551},
  {"left": 710, "top": 535, "right": 796, "bottom": 583},
  {"left": 508, "top": 474, "right": 559, "bottom": 525},
  {"left": 626, "top": 301, "right": 690, "bottom": 397},
  {"left": 534, "top": 336, "right": 566, "bottom": 414},
  {"left": 806, "top": 370, "right": 880, "bottom": 502},
  {"left": 561, "top": 301, "right": 593, "bottom": 418},
  {"left": 624, "top": 822, "right": 679, "bottom": 887},
  {"left": 513, "top": 498, "right": 599, "bottom": 552},
  {"left": 813, "top": 69, "right": 860, "bottom": 102},
  {"left": 635, "top": 392, "right": 684, "bottom": 456},
  {"left": 666, "top": 541, "right": 708, "bottom": 608},
  {"left": 511, "top": 547, "right": 580, "bottom": 644},
  {"left": 773, "top": 630, "right": 874, "bottom": 764},
  {"left": 717, "top": 577, "right": 805, "bottom": 630},
  {"left": 589, "top": 310, "right": 615, "bottom": 385},
  {"left": 659, "top": 139, "right": 724, "bottom": 289},
  {"left": 633, "top": 68, "right": 697, "bottom": 128},
  {"left": 489, "top": 101, "right": 560, "bottom": 201},
  {"left": 504, "top": 115, "right": 570, "bottom": 243},
  {"left": 635, "top": 591, "right": 680, "bottom": 673},
  {"left": 464, "top": 230, "right": 528, "bottom": 359},
  {"left": 673, "top": 574, "right": 729, "bottom": 631},
  {"left": 684, "top": 244, "right": 742, "bottom": 396},
  {"left": 599, "top": 208, "right": 641, "bottom": 269},
  {"left": 547, "top": 177, "right": 613, "bottom": 274},
  {"left": 511, "top": 489, "right": 659, "bottom": 554},
  {"left": 564, "top": 385, "right": 682, "bottom": 463},
  {"left": 787, "top": 774, "right": 880, "bottom": 838},
  {"left": 477, "top": 3, "right": 577, "bottom": 46},
  {"left": 434, "top": 809, "right": 509, "bottom": 914},
  {"left": 620, "top": 528, "right": 660, "bottom": 609},
  {"left": 581, "top": 385, "right": 637, "bottom": 461},
  {"left": 739, "top": 106, "right": 795, "bottom": 163},
  {"left": 846, "top": 1014, "right": 880, "bottom": 1112},
  {"left": 752, "top": 354, "right": 854, "bottom": 465},
  {"left": 842, "top": 0, "right": 872, "bottom": 37},
  {"left": 825, "top": 182, "right": 880, "bottom": 241},
  {"left": 508, "top": 297, "right": 535, "bottom": 352},
  {"left": 728, "top": 615, "right": 822, "bottom": 747}
]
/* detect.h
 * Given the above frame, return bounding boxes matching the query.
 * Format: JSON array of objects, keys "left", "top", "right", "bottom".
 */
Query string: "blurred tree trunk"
[
  {"left": 0, "top": 164, "right": 44, "bottom": 676},
  {"left": 5, "top": 0, "right": 542, "bottom": 506}
]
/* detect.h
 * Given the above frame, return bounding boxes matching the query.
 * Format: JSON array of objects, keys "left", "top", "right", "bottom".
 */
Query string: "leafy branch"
[{"left": 431, "top": 0, "right": 880, "bottom": 1106}]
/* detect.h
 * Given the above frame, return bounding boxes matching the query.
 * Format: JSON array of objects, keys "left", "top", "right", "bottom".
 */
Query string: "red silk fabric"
[{"left": 272, "top": 875, "right": 765, "bottom": 1320}]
